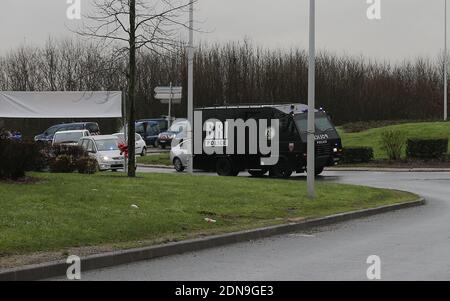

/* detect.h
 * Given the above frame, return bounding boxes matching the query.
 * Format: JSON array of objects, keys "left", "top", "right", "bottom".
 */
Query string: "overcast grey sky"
[{"left": 0, "top": 0, "right": 445, "bottom": 62}]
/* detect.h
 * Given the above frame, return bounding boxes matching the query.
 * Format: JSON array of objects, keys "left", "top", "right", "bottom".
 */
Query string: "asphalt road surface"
[{"left": 54, "top": 169, "right": 450, "bottom": 280}]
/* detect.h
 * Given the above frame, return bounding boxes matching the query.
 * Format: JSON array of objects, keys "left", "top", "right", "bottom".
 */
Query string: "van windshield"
[
  {"left": 95, "top": 139, "right": 119, "bottom": 151},
  {"left": 294, "top": 114, "right": 335, "bottom": 133}
]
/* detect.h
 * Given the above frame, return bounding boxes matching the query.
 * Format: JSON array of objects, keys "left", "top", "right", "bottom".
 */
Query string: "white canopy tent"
[{"left": 0, "top": 91, "right": 122, "bottom": 118}]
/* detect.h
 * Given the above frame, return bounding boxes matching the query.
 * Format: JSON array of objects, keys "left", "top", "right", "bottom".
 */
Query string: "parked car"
[
  {"left": 170, "top": 139, "right": 191, "bottom": 172},
  {"left": 135, "top": 121, "right": 161, "bottom": 147},
  {"left": 119, "top": 121, "right": 161, "bottom": 147},
  {"left": 79, "top": 135, "right": 124, "bottom": 171},
  {"left": 137, "top": 118, "right": 169, "bottom": 132},
  {"left": 35, "top": 122, "right": 100, "bottom": 144},
  {"left": 157, "top": 119, "right": 187, "bottom": 149},
  {"left": 52, "top": 130, "right": 90, "bottom": 146},
  {"left": 112, "top": 132, "right": 147, "bottom": 156}
]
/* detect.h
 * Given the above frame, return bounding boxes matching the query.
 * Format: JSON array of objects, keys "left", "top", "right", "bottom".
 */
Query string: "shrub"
[
  {"left": 0, "top": 139, "right": 41, "bottom": 180},
  {"left": 76, "top": 157, "right": 98, "bottom": 174},
  {"left": 49, "top": 154, "right": 77, "bottom": 173},
  {"left": 406, "top": 138, "right": 449, "bottom": 159},
  {"left": 342, "top": 147, "right": 374, "bottom": 163},
  {"left": 52, "top": 144, "right": 86, "bottom": 158},
  {"left": 42, "top": 145, "right": 87, "bottom": 172},
  {"left": 380, "top": 129, "right": 405, "bottom": 160}
]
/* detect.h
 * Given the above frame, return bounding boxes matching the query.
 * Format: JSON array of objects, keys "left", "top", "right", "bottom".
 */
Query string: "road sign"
[
  {"left": 154, "top": 86, "right": 182, "bottom": 102},
  {"left": 154, "top": 84, "right": 182, "bottom": 127}
]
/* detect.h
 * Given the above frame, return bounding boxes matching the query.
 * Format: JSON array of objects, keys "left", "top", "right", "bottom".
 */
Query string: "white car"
[
  {"left": 112, "top": 133, "right": 147, "bottom": 156},
  {"left": 170, "top": 139, "right": 191, "bottom": 172},
  {"left": 79, "top": 135, "right": 124, "bottom": 171},
  {"left": 52, "top": 130, "right": 90, "bottom": 146}
]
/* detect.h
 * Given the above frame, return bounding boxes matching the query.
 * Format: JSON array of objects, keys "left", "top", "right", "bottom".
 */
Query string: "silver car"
[
  {"left": 170, "top": 139, "right": 191, "bottom": 172},
  {"left": 79, "top": 135, "right": 125, "bottom": 171}
]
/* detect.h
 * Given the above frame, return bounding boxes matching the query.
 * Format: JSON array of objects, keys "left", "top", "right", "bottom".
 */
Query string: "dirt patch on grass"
[{"left": 0, "top": 176, "right": 43, "bottom": 185}]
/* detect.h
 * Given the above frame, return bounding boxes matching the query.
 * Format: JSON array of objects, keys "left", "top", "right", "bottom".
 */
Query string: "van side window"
[
  {"left": 46, "top": 126, "right": 59, "bottom": 136},
  {"left": 136, "top": 123, "right": 144, "bottom": 133},
  {"left": 158, "top": 121, "right": 167, "bottom": 131},
  {"left": 87, "top": 123, "right": 99, "bottom": 133},
  {"left": 148, "top": 124, "right": 159, "bottom": 136}
]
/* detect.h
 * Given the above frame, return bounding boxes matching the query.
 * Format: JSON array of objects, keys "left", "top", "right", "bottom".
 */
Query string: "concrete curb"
[
  {"left": 326, "top": 167, "right": 450, "bottom": 172},
  {"left": 0, "top": 197, "right": 425, "bottom": 281},
  {"left": 137, "top": 164, "right": 173, "bottom": 169},
  {"left": 137, "top": 164, "right": 450, "bottom": 172}
]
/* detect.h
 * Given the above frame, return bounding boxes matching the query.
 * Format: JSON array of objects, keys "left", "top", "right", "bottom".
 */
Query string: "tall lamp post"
[
  {"left": 307, "top": 0, "right": 316, "bottom": 198},
  {"left": 445, "top": 0, "right": 448, "bottom": 121},
  {"left": 187, "top": 0, "right": 194, "bottom": 173}
]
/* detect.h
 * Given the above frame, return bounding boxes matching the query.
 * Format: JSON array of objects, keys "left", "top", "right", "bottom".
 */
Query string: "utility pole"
[
  {"left": 445, "top": 0, "right": 448, "bottom": 121},
  {"left": 168, "top": 82, "right": 172, "bottom": 127},
  {"left": 307, "top": 0, "right": 316, "bottom": 198},
  {"left": 187, "top": 0, "right": 194, "bottom": 174}
]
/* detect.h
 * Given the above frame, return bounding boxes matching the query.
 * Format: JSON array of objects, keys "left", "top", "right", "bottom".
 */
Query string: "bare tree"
[{"left": 76, "top": 0, "right": 194, "bottom": 177}]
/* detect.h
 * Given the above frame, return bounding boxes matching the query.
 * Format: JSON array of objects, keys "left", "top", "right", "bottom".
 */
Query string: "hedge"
[
  {"left": 406, "top": 138, "right": 449, "bottom": 159},
  {"left": 342, "top": 147, "right": 374, "bottom": 163},
  {"left": 0, "top": 139, "right": 41, "bottom": 179}
]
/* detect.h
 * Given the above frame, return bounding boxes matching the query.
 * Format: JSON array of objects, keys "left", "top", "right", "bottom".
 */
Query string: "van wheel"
[
  {"left": 315, "top": 166, "right": 324, "bottom": 176},
  {"left": 173, "top": 157, "right": 185, "bottom": 172},
  {"left": 216, "top": 158, "right": 239, "bottom": 176},
  {"left": 248, "top": 169, "right": 268, "bottom": 177},
  {"left": 269, "top": 159, "right": 292, "bottom": 178}
]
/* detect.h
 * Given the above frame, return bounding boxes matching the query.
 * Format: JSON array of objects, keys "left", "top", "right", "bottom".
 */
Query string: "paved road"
[{"left": 55, "top": 170, "right": 450, "bottom": 280}]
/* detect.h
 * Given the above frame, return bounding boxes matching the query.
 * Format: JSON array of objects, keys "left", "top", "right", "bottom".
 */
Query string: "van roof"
[
  {"left": 81, "top": 135, "right": 117, "bottom": 140},
  {"left": 54, "top": 130, "right": 88, "bottom": 134}
]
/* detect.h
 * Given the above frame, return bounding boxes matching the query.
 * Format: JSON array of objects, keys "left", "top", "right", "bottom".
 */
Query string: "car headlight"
[
  {"left": 102, "top": 156, "right": 109, "bottom": 161},
  {"left": 333, "top": 148, "right": 338, "bottom": 153}
]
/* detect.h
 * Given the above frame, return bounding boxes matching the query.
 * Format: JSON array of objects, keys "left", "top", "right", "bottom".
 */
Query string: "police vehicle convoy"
[{"left": 170, "top": 104, "right": 342, "bottom": 178}]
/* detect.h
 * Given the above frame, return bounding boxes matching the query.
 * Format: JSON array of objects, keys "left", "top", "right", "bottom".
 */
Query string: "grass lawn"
[
  {"left": 338, "top": 121, "right": 450, "bottom": 159},
  {"left": 137, "top": 153, "right": 171, "bottom": 166},
  {"left": 0, "top": 172, "right": 417, "bottom": 258}
]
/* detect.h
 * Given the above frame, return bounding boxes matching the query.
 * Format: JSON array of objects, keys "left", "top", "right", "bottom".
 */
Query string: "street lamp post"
[
  {"left": 187, "top": 0, "right": 194, "bottom": 174},
  {"left": 307, "top": 0, "right": 316, "bottom": 198},
  {"left": 445, "top": 0, "right": 448, "bottom": 121}
]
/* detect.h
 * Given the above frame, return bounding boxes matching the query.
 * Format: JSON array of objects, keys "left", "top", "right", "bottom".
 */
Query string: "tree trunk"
[{"left": 127, "top": 0, "right": 137, "bottom": 177}]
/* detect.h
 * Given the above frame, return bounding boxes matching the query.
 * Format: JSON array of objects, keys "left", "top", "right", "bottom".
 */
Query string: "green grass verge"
[
  {"left": 137, "top": 153, "right": 171, "bottom": 166},
  {"left": 338, "top": 121, "right": 450, "bottom": 159},
  {"left": 0, "top": 172, "right": 417, "bottom": 256}
]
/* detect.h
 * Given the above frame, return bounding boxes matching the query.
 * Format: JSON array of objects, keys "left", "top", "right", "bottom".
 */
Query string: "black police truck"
[{"left": 192, "top": 104, "right": 342, "bottom": 178}]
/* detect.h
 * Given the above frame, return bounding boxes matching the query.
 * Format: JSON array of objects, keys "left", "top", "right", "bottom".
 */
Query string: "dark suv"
[
  {"left": 34, "top": 122, "right": 100, "bottom": 144},
  {"left": 137, "top": 118, "right": 168, "bottom": 132},
  {"left": 135, "top": 121, "right": 161, "bottom": 147}
]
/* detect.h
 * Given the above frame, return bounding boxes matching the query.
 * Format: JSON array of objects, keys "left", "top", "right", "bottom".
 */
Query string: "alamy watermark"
[
  {"left": 189, "top": 111, "right": 280, "bottom": 166},
  {"left": 66, "top": 255, "right": 81, "bottom": 280},
  {"left": 366, "top": 255, "right": 381, "bottom": 280},
  {"left": 66, "top": 0, "right": 82, "bottom": 20},
  {"left": 367, "top": 0, "right": 382, "bottom": 20}
]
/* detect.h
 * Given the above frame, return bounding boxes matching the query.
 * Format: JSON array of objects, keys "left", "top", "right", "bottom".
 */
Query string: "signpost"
[
  {"left": 445, "top": 0, "right": 448, "bottom": 121},
  {"left": 307, "top": 0, "right": 316, "bottom": 199},
  {"left": 154, "top": 84, "right": 182, "bottom": 127},
  {"left": 187, "top": 0, "right": 194, "bottom": 174}
]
